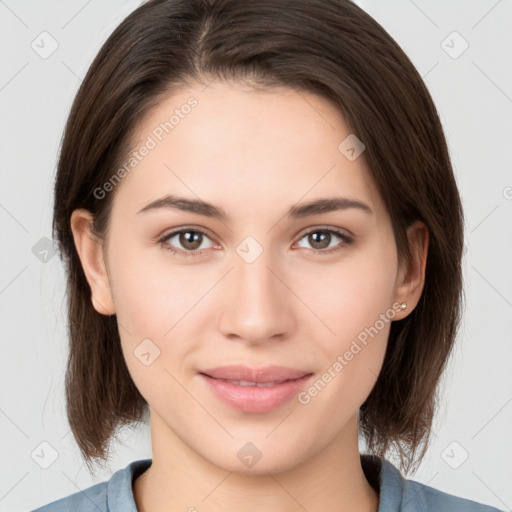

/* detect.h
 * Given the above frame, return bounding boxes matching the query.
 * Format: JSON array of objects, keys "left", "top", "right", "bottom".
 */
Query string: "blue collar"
[{"left": 101, "top": 454, "right": 502, "bottom": 512}]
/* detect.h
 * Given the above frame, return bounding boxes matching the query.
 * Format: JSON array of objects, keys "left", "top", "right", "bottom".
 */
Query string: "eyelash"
[{"left": 158, "top": 227, "right": 352, "bottom": 258}]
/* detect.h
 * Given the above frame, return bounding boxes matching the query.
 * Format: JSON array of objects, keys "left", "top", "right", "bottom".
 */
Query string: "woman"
[{"left": 32, "top": 0, "right": 504, "bottom": 510}]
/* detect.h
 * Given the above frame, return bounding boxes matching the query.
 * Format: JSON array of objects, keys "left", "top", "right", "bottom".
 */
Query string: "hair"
[{"left": 53, "top": 0, "right": 464, "bottom": 476}]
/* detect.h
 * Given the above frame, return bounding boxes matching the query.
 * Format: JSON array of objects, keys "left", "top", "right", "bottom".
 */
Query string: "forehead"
[{"left": 111, "top": 80, "right": 384, "bottom": 220}]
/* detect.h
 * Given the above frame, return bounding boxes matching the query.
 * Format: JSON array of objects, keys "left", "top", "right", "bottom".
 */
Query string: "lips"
[
  {"left": 199, "top": 368, "right": 314, "bottom": 413},
  {"left": 199, "top": 364, "right": 311, "bottom": 383},
  {"left": 220, "top": 380, "right": 285, "bottom": 387}
]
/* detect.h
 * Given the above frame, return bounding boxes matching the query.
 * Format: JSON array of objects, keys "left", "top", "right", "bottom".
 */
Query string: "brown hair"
[{"left": 53, "top": 0, "right": 464, "bottom": 476}]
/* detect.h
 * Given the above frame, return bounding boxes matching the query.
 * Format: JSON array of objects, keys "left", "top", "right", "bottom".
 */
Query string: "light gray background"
[{"left": 1, "top": 1, "right": 511, "bottom": 511}]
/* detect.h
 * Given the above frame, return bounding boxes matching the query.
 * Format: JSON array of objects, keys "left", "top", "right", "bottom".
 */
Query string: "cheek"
[
  {"left": 296, "top": 256, "right": 396, "bottom": 416},
  {"left": 109, "top": 243, "right": 195, "bottom": 405},
  {"left": 306, "top": 241, "right": 398, "bottom": 340},
  {"left": 296, "top": 237, "right": 398, "bottom": 406},
  {"left": 106, "top": 234, "right": 189, "bottom": 335},
  {"left": 106, "top": 235, "right": 210, "bottom": 383}
]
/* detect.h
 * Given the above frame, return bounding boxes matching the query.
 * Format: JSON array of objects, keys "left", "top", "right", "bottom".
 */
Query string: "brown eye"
[
  {"left": 178, "top": 230, "right": 203, "bottom": 250},
  {"left": 296, "top": 228, "right": 352, "bottom": 254},
  {"left": 159, "top": 228, "right": 215, "bottom": 257},
  {"left": 307, "top": 231, "right": 331, "bottom": 250}
]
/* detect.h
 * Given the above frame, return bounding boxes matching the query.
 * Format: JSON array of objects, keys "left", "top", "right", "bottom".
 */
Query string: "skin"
[{"left": 71, "top": 80, "right": 428, "bottom": 512}]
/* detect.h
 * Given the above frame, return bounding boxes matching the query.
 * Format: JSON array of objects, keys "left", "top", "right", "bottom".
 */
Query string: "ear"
[
  {"left": 70, "top": 209, "right": 115, "bottom": 316},
  {"left": 393, "top": 220, "right": 429, "bottom": 320}
]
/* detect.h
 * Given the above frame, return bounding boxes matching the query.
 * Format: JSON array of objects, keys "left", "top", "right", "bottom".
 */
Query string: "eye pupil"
[
  {"left": 309, "top": 232, "right": 330, "bottom": 249},
  {"left": 165, "top": 228, "right": 345, "bottom": 256},
  {"left": 180, "top": 231, "right": 202, "bottom": 250}
]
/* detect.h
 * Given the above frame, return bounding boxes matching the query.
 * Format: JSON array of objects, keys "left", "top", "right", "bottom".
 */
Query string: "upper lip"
[{"left": 199, "top": 365, "right": 312, "bottom": 383}]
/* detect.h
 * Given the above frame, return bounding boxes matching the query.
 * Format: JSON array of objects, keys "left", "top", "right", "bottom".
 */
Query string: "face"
[{"left": 76, "top": 80, "right": 418, "bottom": 475}]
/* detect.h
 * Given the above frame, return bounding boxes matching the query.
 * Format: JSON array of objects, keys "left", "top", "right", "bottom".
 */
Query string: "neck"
[{"left": 133, "top": 410, "right": 379, "bottom": 512}]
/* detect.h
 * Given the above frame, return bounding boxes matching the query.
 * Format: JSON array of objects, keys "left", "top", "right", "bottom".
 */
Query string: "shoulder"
[
  {"left": 402, "top": 478, "right": 505, "bottom": 512},
  {"left": 361, "top": 454, "right": 505, "bottom": 512},
  {"left": 30, "top": 481, "right": 108, "bottom": 512},
  {"left": 30, "top": 459, "right": 152, "bottom": 512}
]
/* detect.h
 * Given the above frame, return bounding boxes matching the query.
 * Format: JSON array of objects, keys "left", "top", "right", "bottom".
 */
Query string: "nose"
[{"left": 217, "top": 246, "right": 295, "bottom": 344}]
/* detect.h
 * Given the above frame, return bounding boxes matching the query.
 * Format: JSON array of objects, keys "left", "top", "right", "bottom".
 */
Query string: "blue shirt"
[{"left": 31, "top": 454, "right": 505, "bottom": 511}]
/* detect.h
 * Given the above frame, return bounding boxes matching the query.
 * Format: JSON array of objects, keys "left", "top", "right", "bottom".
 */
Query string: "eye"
[
  {"left": 158, "top": 226, "right": 353, "bottom": 258},
  {"left": 294, "top": 228, "right": 352, "bottom": 255},
  {"left": 158, "top": 227, "right": 217, "bottom": 257}
]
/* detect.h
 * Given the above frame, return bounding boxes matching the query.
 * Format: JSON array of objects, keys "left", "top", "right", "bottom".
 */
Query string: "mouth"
[
  {"left": 203, "top": 378, "right": 290, "bottom": 387},
  {"left": 199, "top": 371, "right": 314, "bottom": 413},
  {"left": 199, "top": 364, "right": 311, "bottom": 383}
]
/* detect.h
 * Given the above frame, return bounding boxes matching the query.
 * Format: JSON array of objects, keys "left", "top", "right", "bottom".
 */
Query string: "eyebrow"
[{"left": 136, "top": 194, "right": 374, "bottom": 219}]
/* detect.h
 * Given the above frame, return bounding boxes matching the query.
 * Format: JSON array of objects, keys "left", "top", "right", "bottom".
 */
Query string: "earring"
[{"left": 400, "top": 302, "right": 407, "bottom": 310}]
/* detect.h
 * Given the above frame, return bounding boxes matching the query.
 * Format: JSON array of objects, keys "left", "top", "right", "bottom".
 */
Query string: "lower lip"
[{"left": 199, "top": 373, "right": 313, "bottom": 413}]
